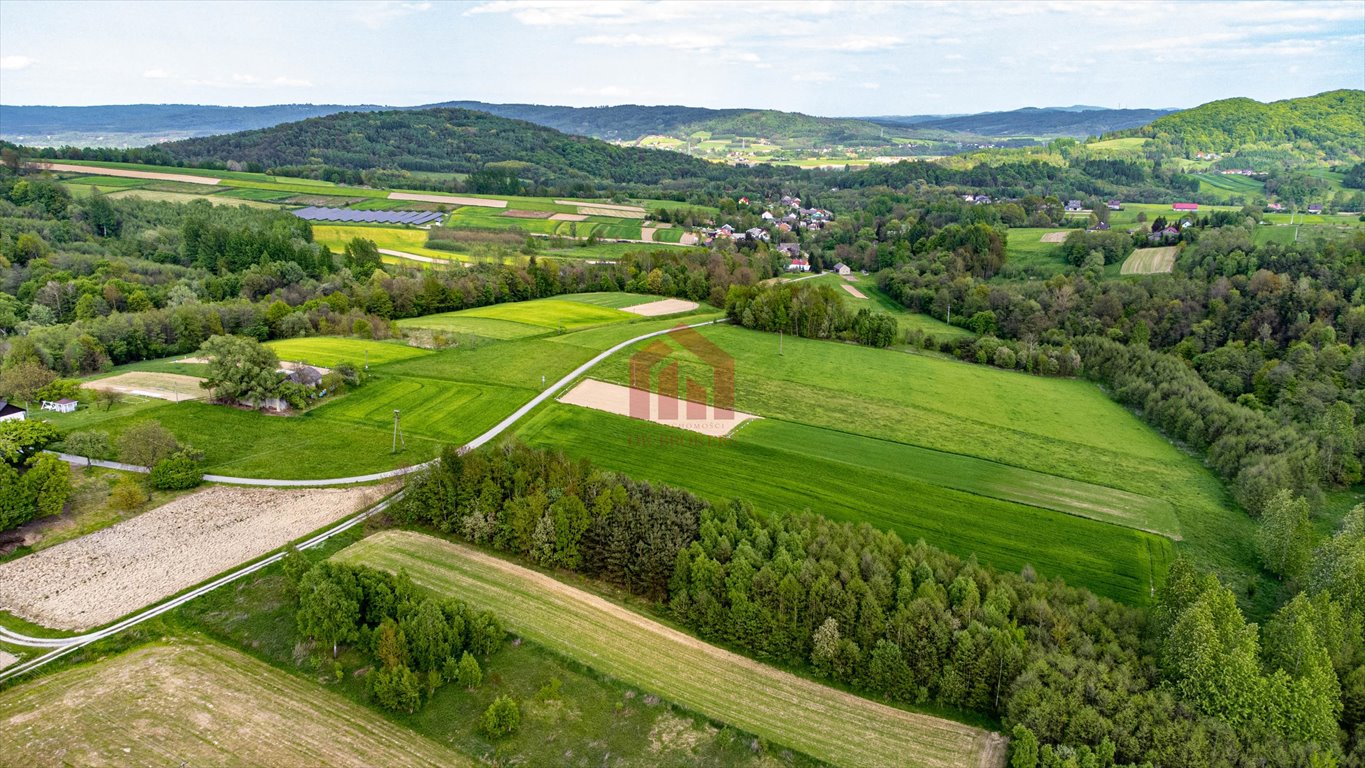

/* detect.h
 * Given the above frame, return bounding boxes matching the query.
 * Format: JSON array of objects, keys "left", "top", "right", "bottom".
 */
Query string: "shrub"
[
  {"left": 481, "top": 695, "right": 520, "bottom": 738},
  {"left": 109, "top": 475, "right": 146, "bottom": 511},
  {"left": 370, "top": 664, "right": 422, "bottom": 713},
  {"left": 116, "top": 421, "right": 179, "bottom": 468},
  {"left": 456, "top": 651, "right": 482, "bottom": 689},
  {"left": 148, "top": 449, "right": 204, "bottom": 490}
]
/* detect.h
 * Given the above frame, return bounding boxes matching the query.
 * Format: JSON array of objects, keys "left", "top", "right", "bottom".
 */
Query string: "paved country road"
[{"left": 1, "top": 319, "right": 720, "bottom": 683}]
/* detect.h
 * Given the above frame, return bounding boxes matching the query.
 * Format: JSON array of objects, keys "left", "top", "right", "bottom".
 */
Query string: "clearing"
[
  {"left": 1121, "top": 246, "right": 1179, "bottom": 275},
  {"left": 337, "top": 530, "right": 1002, "bottom": 768},
  {"left": 620, "top": 298, "right": 700, "bottom": 316},
  {"left": 0, "top": 485, "right": 386, "bottom": 630},
  {"left": 559, "top": 378, "right": 760, "bottom": 438},
  {"left": 398, "top": 298, "right": 635, "bottom": 339},
  {"left": 0, "top": 640, "right": 469, "bottom": 767},
  {"left": 82, "top": 371, "right": 205, "bottom": 401}
]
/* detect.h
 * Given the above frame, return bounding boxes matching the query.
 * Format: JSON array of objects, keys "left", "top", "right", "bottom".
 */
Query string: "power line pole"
[{"left": 392, "top": 409, "right": 405, "bottom": 454}]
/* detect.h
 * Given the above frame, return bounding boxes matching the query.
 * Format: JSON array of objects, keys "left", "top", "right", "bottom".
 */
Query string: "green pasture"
[
  {"left": 266, "top": 337, "right": 431, "bottom": 368},
  {"left": 517, "top": 405, "right": 1171, "bottom": 603},
  {"left": 572, "top": 323, "right": 1257, "bottom": 605},
  {"left": 311, "top": 376, "right": 532, "bottom": 445},
  {"left": 555, "top": 292, "right": 660, "bottom": 309},
  {"left": 1003, "top": 227, "right": 1072, "bottom": 274},
  {"left": 311, "top": 225, "right": 472, "bottom": 263},
  {"left": 806, "top": 272, "right": 974, "bottom": 342},
  {"left": 450, "top": 298, "right": 632, "bottom": 330}
]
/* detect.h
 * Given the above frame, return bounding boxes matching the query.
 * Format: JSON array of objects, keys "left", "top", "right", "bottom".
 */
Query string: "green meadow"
[{"left": 266, "top": 336, "right": 432, "bottom": 367}]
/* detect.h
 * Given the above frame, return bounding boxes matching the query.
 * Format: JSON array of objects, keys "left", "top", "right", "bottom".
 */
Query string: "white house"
[
  {"left": 41, "top": 398, "right": 78, "bottom": 414},
  {"left": 0, "top": 399, "right": 26, "bottom": 422},
  {"left": 832, "top": 262, "right": 852, "bottom": 276},
  {"left": 761, "top": 211, "right": 774, "bottom": 221}
]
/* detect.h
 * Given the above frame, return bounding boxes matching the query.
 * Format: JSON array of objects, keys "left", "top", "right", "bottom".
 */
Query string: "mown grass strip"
[{"left": 336, "top": 530, "right": 999, "bottom": 768}]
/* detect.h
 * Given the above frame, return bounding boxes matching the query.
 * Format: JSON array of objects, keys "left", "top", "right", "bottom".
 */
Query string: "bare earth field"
[
  {"left": 502, "top": 209, "right": 553, "bottom": 219},
  {"left": 557, "top": 200, "right": 647, "bottom": 218},
  {"left": 1040, "top": 231, "right": 1069, "bottom": 243},
  {"left": 0, "top": 652, "right": 16, "bottom": 671},
  {"left": 1121, "top": 246, "right": 1179, "bottom": 275},
  {"left": 388, "top": 191, "right": 506, "bottom": 208},
  {"left": 82, "top": 371, "right": 206, "bottom": 401},
  {"left": 32, "top": 162, "right": 221, "bottom": 185},
  {"left": 620, "top": 298, "right": 700, "bottom": 316},
  {"left": 559, "top": 378, "right": 759, "bottom": 437},
  {"left": 548, "top": 212, "right": 589, "bottom": 222},
  {"left": 842, "top": 283, "right": 869, "bottom": 299},
  {"left": 0, "top": 485, "right": 386, "bottom": 630},
  {"left": 338, "top": 531, "right": 1004, "bottom": 768},
  {"left": 0, "top": 640, "right": 470, "bottom": 767}
]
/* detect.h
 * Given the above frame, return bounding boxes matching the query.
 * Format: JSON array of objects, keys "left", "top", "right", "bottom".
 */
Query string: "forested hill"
[
  {"left": 869, "top": 106, "right": 1176, "bottom": 137},
  {"left": 155, "top": 108, "right": 715, "bottom": 184},
  {"left": 1114, "top": 89, "right": 1365, "bottom": 156}
]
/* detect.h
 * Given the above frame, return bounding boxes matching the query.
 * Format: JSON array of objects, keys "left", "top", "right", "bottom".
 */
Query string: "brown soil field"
[
  {"left": 82, "top": 371, "right": 206, "bottom": 401},
  {"left": 1040, "top": 231, "right": 1070, "bottom": 243},
  {"left": 549, "top": 212, "right": 588, "bottom": 222},
  {"left": 559, "top": 378, "right": 758, "bottom": 438},
  {"left": 388, "top": 191, "right": 506, "bottom": 208},
  {"left": 0, "top": 485, "right": 386, "bottom": 631},
  {"left": 842, "top": 283, "right": 869, "bottom": 299},
  {"left": 502, "top": 209, "right": 553, "bottom": 219},
  {"left": 0, "top": 640, "right": 471, "bottom": 767},
  {"left": 31, "top": 162, "right": 221, "bottom": 185},
  {"left": 620, "top": 298, "right": 700, "bottom": 317},
  {"left": 0, "top": 652, "right": 17, "bottom": 671}
]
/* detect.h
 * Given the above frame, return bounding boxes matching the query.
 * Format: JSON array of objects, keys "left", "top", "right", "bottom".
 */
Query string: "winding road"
[{"left": 1, "top": 319, "right": 721, "bottom": 683}]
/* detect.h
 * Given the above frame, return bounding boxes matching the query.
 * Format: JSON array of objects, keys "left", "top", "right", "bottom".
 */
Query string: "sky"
[{"left": 1, "top": 0, "right": 1362, "bottom": 116}]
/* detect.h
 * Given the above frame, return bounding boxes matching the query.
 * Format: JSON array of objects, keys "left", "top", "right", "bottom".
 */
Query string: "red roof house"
[{"left": 1172, "top": 203, "right": 1199, "bottom": 212}]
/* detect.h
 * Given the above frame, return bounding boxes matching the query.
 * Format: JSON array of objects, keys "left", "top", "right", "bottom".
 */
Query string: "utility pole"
[
  {"left": 779, "top": 329, "right": 784, "bottom": 355},
  {"left": 392, "top": 409, "right": 405, "bottom": 454}
]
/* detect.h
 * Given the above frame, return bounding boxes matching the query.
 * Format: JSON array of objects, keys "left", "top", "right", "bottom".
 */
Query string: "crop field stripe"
[
  {"left": 518, "top": 405, "right": 1170, "bottom": 603},
  {"left": 336, "top": 530, "right": 999, "bottom": 768},
  {"left": 0, "top": 640, "right": 470, "bottom": 766},
  {"left": 265, "top": 337, "right": 432, "bottom": 368},
  {"left": 739, "top": 420, "right": 1181, "bottom": 537}
]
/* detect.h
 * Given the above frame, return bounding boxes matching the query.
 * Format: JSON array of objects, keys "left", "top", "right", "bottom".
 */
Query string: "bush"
[
  {"left": 456, "top": 651, "right": 482, "bottom": 689},
  {"left": 148, "top": 449, "right": 204, "bottom": 490},
  {"left": 109, "top": 476, "right": 147, "bottom": 511},
  {"left": 481, "top": 695, "right": 520, "bottom": 738},
  {"left": 116, "top": 421, "right": 179, "bottom": 468}
]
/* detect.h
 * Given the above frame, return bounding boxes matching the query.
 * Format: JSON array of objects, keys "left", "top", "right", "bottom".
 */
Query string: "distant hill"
[
  {"left": 0, "top": 103, "right": 385, "bottom": 145},
  {"left": 1116, "top": 89, "right": 1365, "bottom": 156},
  {"left": 866, "top": 107, "right": 1176, "bottom": 137},
  {"left": 155, "top": 108, "right": 714, "bottom": 184}
]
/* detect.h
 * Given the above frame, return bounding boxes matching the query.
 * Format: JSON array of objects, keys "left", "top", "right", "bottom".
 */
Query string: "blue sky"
[{"left": 1, "top": 0, "right": 1361, "bottom": 115}]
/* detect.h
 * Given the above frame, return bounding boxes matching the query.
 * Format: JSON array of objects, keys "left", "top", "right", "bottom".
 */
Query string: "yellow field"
[
  {"left": 0, "top": 639, "right": 471, "bottom": 767},
  {"left": 1121, "top": 246, "right": 1179, "bottom": 275}
]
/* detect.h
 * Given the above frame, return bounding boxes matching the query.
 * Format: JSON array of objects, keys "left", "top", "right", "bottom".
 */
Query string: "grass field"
[
  {"left": 311, "top": 224, "right": 472, "bottom": 263},
  {"left": 556, "top": 292, "right": 661, "bottom": 309},
  {"left": 1004, "top": 227, "right": 1073, "bottom": 275},
  {"left": 266, "top": 336, "right": 431, "bottom": 367},
  {"left": 521, "top": 323, "right": 1253, "bottom": 605},
  {"left": 103, "top": 188, "right": 281, "bottom": 209},
  {"left": 1121, "top": 246, "right": 1179, "bottom": 275},
  {"left": 0, "top": 640, "right": 471, "bottom": 766},
  {"left": 337, "top": 530, "right": 1002, "bottom": 768},
  {"left": 398, "top": 297, "right": 635, "bottom": 340},
  {"left": 806, "top": 272, "right": 975, "bottom": 343},
  {"left": 174, "top": 540, "right": 812, "bottom": 768},
  {"left": 1193, "top": 173, "right": 1265, "bottom": 200}
]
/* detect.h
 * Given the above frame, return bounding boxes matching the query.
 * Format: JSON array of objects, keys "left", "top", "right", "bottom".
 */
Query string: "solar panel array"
[{"left": 292, "top": 207, "right": 445, "bottom": 225}]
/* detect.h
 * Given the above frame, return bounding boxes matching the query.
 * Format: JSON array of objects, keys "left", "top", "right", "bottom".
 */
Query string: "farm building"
[
  {"left": 787, "top": 258, "right": 810, "bottom": 272},
  {"left": 0, "top": 400, "right": 26, "bottom": 422},
  {"left": 1172, "top": 203, "right": 1199, "bottom": 212},
  {"left": 832, "top": 262, "right": 852, "bottom": 276},
  {"left": 40, "top": 398, "right": 78, "bottom": 413},
  {"left": 1107, "top": 200, "right": 1123, "bottom": 210},
  {"left": 1308, "top": 204, "right": 1324, "bottom": 214},
  {"left": 1088, "top": 221, "right": 1111, "bottom": 232}
]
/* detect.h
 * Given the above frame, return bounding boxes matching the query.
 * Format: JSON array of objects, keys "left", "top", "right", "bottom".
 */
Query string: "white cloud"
[
  {"left": 271, "top": 76, "right": 313, "bottom": 87},
  {"left": 0, "top": 55, "right": 36, "bottom": 71},
  {"left": 574, "top": 33, "right": 715, "bottom": 52},
  {"left": 352, "top": 1, "right": 433, "bottom": 29},
  {"left": 792, "top": 72, "right": 835, "bottom": 83},
  {"left": 183, "top": 73, "right": 312, "bottom": 89},
  {"left": 142, "top": 68, "right": 170, "bottom": 79},
  {"left": 815, "top": 35, "right": 903, "bottom": 52},
  {"left": 858, "top": 82, "right": 881, "bottom": 90}
]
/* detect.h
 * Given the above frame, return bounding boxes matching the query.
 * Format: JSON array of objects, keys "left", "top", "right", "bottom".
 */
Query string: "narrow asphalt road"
[{"left": 3, "top": 318, "right": 722, "bottom": 682}]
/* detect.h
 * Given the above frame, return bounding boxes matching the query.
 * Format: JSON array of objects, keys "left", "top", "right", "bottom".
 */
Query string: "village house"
[
  {"left": 832, "top": 262, "right": 852, "bottom": 276},
  {"left": 972, "top": 194, "right": 991, "bottom": 205},
  {"left": 786, "top": 258, "right": 810, "bottom": 272},
  {"left": 1107, "top": 199, "right": 1123, "bottom": 211},
  {"left": 744, "top": 227, "right": 770, "bottom": 242},
  {"left": 1307, "top": 204, "right": 1324, "bottom": 214},
  {"left": 761, "top": 211, "right": 774, "bottom": 221},
  {"left": 1065, "top": 200, "right": 1084, "bottom": 212},
  {"left": 40, "top": 398, "right": 78, "bottom": 414},
  {"left": 777, "top": 242, "right": 801, "bottom": 259},
  {"left": 1087, "top": 221, "right": 1111, "bottom": 232},
  {"left": 1267, "top": 202, "right": 1285, "bottom": 212},
  {"left": 1172, "top": 202, "right": 1199, "bottom": 212},
  {"left": 0, "top": 399, "right": 25, "bottom": 422}
]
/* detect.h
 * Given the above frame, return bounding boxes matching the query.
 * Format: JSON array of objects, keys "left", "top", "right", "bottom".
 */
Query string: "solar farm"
[{"left": 292, "top": 206, "right": 445, "bottom": 225}]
